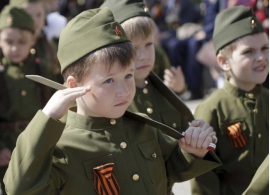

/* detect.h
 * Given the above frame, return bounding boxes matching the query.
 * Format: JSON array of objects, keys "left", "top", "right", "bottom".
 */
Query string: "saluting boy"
[
  {"left": 4, "top": 8, "right": 221, "bottom": 195},
  {"left": 190, "top": 5, "right": 269, "bottom": 195}
]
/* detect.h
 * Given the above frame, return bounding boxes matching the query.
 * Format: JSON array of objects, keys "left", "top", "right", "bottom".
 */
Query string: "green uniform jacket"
[
  {"left": 152, "top": 45, "right": 171, "bottom": 79},
  {"left": 0, "top": 55, "right": 55, "bottom": 150},
  {"left": 190, "top": 81, "right": 269, "bottom": 195},
  {"left": 129, "top": 71, "right": 193, "bottom": 133},
  {"left": 4, "top": 110, "right": 221, "bottom": 195}
]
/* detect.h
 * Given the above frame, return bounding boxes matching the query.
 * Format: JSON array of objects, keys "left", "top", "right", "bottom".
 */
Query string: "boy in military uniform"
[
  {"left": 190, "top": 5, "right": 269, "bottom": 195},
  {"left": 100, "top": 0, "right": 193, "bottom": 137},
  {"left": 0, "top": 5, "right": 56, "bottom": 194},
  {"left": 9, "top": 0, "right": 62, "bottom": 83},
  {"left": 4, "top": 7, "right": 221, "bottom": 195}
]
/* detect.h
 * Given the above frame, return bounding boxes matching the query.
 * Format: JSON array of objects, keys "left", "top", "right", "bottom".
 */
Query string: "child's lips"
[
  {"left": 254, "top": 65, "right": 266, "bottom": 71},
  {"left": 115, "top": 101, "right": 128, "bottom": 106},
  {"left": 137, "top": 65, "right": 149, "bottom": 70}
]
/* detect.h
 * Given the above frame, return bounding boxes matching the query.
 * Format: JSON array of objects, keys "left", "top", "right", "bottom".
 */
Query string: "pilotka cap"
[
  {"left": 213, "top": 5, "right": 265, "bottom": 54},
  {"left": 57, "top": 8, "right": 130, "bottom": 73},
  {"left": 0, "top": 5, "right": 35, "bottom": 33},
  {"left": 100, "top": 0, "right": 150, "bottom": 24}
]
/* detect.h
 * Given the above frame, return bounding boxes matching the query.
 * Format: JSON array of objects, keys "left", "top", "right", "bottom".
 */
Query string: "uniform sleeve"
[
  {"left": 190, "top": 101, "right": 221, "bottom": 194},
  {"left": 3, "top": 110, "right": 68, "bottom": 195},
  {"left": 157, "top": 127, "right": 221, "bottom": 184}
]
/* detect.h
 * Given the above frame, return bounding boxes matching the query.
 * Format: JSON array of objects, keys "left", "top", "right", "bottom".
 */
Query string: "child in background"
[
  {"left": 4, "top": 7, "right": 221, "bottom": 195},
  {"left": 9, "top": 0, "right": 62, "bottom": 83},
  {"left": 100, "top": 0, "right": 193, "bottom": 135},
  {"left": 0, "top": 5, "right": 55, "bottom": 195},
  {"left": 190, "top": 5, "right": 269, "bottom": 195}
]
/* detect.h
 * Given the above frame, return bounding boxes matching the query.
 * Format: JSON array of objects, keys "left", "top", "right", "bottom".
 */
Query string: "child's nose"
[
  {"left": 116, "top": 83, "right": 129, "bottom": 97},
  {"left": 137, "top": 49, "right": 148, "bottom": 61}
]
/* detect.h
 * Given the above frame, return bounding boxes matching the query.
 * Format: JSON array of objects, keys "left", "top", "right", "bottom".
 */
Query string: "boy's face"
[
  {"left": 22, "top": 2, "right": 45, "bottom": 38},
  {"left": 74, "top": 60, "right": 136, "bottom": 119},
  {"left": 0, "top": 28, "right": 34, "bottom": 63},
  {"left": 131, "top": 35, "right": 155, "bottom": 85},
  {"left": 226, "top": 32, "right": 269, "bottom": 91}
]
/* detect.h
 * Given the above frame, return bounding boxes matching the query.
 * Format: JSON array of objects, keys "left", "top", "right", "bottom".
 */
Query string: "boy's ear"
[
  {"left": 66, "top": 76, "right": 78, "bottom": 88},
  {"left": 217, "top": 54, "right": 230, "bottom": 71}
]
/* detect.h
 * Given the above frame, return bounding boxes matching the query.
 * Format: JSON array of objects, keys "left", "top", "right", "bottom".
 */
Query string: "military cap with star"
[
  {"left": 213, "top": 5, "right": 265, "bottom": 54},
  {"left": 0, "top": 5, "right": 35, "bottom": 33},
  {"left": 9, "top": 0, "right": 42, "bottom": 6},
  {"left": 100, "top": 0, "right": 150, "bottom": 24},
  {"left": 57, "top": 8, "right": 130, "bottom": 73}
]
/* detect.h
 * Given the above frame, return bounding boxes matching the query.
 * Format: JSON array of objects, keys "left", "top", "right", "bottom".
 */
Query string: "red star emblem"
[{"left": 114, "top": 26, "right": 122, "bottom": 36}]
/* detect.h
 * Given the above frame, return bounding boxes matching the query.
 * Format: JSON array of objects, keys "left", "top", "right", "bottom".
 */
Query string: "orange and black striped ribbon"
[
  {"left": 93, "top": 163, "right": 120, "bottom": 195},
  {"left": 227, "top": 122, "right": 248, "bottom": 148}
]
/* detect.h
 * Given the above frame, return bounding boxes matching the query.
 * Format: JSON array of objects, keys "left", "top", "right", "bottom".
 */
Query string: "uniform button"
[
  {"left": 172, "top": 123, "right": 177, "bottom": 128},
  {"left": 19, "top": 73, "right": 24, "bottom": 79},
  {"left": 120, "top": 142, "right": 127, "bottom": 149},
  {"left": 247, "top": 93, "right": 254, "bottom": 99},
  {"left": 21, "top": 90, "right": 27, "bottom": 96},
  {"left": 152, "top": 153, "right": 157, "bottom": 159},
  {"left": 143, "top": 88, "right": 148, "bottom": 94},
  {"left": 144, "top": 80, "right": 148, "bottom": 85},
  {"left": 253, "top": 108, "right": 258, "bottom": 113},
  {"left": 146, "top": 108, "right": 153, "bottom": 114},
  {"left": 110, "top": 119, "right": 116, "bottom": 125},
  {"left": 132, "top": 174, "right": 139, "bottom": 181},
  {"left": 258, "top": 133, "right": 261, "bottom": 139},
  {"left": 30, "top": 48, "right": 36, "bottom": 55}
]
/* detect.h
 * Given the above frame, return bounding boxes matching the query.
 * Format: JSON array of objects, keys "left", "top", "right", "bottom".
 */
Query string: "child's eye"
[
  {"left": 242, "top": 49, "right": 252, "bottom": 54},
  {"left": 262, "top": 46, "right": 269, "bottom": 51},
  {"left": 146, "top": 42, "right": 153, "bottom": 47},
  {"left": 104, "top": 78, "right": 114, "bottom": 84},
  {"left": 125, "top": 74, "right": 133, "bottom": 79}
]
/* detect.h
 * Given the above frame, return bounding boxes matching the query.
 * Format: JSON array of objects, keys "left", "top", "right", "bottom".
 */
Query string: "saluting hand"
[
  {"left": 163, "top": 66, "right": 186, "bottom": 94},
  {"left": 179, "top": 120, "right": 216, "bottom": 158},
  {"left": 42, "top": 86, "right": 91, "bottom": 120}
]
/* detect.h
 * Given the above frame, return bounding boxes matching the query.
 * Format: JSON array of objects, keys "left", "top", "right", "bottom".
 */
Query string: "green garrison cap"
[
  {"left": 57, "top": 8, "right": 130, "bottom": 73},
  {"left": 213, "top": 5, "right": 265, "bottom": 54},
  {"left": 0, "top": 5, "right": 35, "bottom": 33},
  {"left": 9, "top": 0, "right": 42, "bottom": 6},
  {"left": 100, "top": 0, "right": 150, "bottom": 24}
]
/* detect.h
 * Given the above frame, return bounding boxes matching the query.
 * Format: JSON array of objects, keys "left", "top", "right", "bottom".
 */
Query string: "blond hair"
[{"left": 121, "top": 16, "right": 156, "bottom": 41}]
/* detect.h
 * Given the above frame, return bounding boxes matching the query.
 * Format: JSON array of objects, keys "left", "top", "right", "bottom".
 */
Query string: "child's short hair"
[
  {"left": 213, "top": 5, "right": 265, "bottom": 54},
  {"left": 62, "top": 42, "right": 135, "bottom": 83},
  {"left": 121, "top": 16, "right": 156, "bottom": 40}
]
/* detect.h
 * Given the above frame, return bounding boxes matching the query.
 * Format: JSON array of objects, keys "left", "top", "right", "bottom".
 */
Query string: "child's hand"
[
  {"left": 0, "top": 148, "right": 11, "bottom": 166},
  {"left": 179, "top": 121, "right": 216, "bottom": 158},
  {"left": 42, "top": 86, "right": 91, "bottom": 120},
  {"left": 163, "top": 66, "right": 185, "bottom": 93}
]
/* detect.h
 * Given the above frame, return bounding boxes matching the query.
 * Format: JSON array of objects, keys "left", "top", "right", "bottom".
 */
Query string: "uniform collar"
[
  {"left": 223, "top": 80, "right": 262, "bottom": 100},
  {"left": 66, "top": 110, "right": 123, "bottom": 131}
]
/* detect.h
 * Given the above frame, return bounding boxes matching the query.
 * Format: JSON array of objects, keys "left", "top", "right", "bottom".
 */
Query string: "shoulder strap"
[
  {"left": 149, "top": 71, "right": 194, "bottom": 122},
  {"left": 125, "top": 111, "right": 183, "bottom": 140}
]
